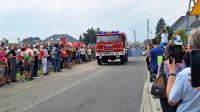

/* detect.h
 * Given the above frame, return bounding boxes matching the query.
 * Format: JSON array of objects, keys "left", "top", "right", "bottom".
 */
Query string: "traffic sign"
[{"left": 191, "top": 0, "right": 200, "bottom": 15}]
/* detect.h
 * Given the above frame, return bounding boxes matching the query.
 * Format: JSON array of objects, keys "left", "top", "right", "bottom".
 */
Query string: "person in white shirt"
[
  {"left": 87, "top": 47, "right": 92, "bottom": 61},
  {"left": 40, "top": 45, "right": 48, "bottom": 75},
  {"left": 33, "top": 45, "right": 40, "bottom": 56},
  {"left": 174, "top": 32, "right": 182, "bottom": 45},
  {"left": 80, "top": 47, "right": 86, "bottom": 63},
  {"left": 25, "top": 45, "right": 34, "bottom": 57},
  {"left": 160, "top": 28, "right": 169, "bottom": 48},
  {"left": 24, "top": 45, "right": 33, "bottom": 80}
]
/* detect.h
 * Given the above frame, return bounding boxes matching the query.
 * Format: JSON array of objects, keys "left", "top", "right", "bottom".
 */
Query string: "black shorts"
[{"left": 24, "top": 62, "right": 31, "bottom": 71}]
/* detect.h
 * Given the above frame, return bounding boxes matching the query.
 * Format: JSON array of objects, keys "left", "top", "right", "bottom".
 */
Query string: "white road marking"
[{"left": 16, "top": 69, "right": 105, "bottom": 112}]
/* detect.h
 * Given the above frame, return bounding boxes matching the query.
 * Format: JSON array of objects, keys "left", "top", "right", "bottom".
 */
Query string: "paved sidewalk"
[{"left": 140, "top": 73, "right": 162, "bottom": 112}]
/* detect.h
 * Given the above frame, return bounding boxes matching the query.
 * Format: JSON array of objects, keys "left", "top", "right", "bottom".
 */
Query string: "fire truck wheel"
[
  {"left": 97, "top": 59, "right": 102, "bottom": 65},
  {"left": 125, "top": 54, "right": 128, "bottom": 63},
  {"left": 120, "top": 56, "right": 125, "bottom": 64},
  {"left": 102, "top": 59, "right": 108, "bottom": 63}
]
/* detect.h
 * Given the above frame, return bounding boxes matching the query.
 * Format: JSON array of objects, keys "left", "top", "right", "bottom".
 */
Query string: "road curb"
[{"left": 140, "top": 73, "right": 162, "bottom": 112}]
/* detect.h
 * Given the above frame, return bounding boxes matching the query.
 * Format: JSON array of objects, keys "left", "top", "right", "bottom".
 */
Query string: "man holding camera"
[{"left": 166, "top": 28, "right": 200, "bottom": 112}]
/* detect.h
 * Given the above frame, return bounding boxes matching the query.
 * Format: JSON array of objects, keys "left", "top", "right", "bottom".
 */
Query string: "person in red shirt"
[
  {"left": 60, "top": 44, "right": 66, "bottom": 69},
  {"left": 66, "top": 45, "right": 72, "bottom": 69},
  {"left": 0, "top": 47, "right": 7, "bottom": 87}
]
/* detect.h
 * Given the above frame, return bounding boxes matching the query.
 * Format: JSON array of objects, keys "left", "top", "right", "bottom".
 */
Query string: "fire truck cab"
[{"left": 95, "top": 31, "right": 128, "bottom": 65}]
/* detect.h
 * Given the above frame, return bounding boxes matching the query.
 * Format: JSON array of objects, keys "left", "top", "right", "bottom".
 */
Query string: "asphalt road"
[{"left": 0, "top": 57, "right": 146, "bottom": 112}]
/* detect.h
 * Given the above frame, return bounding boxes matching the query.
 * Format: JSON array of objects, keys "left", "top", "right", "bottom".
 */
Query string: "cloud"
[{"left": 0, "top": 0, "right": 189, "bottom": 42}]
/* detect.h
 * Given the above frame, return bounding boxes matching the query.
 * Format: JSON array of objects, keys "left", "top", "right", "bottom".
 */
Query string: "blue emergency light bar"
[
  {"left": 112, "top": 31, "right": 119, "bottom": 33},
  {"left": 98, "top": 31, "right": 119, "bottom": 35}
]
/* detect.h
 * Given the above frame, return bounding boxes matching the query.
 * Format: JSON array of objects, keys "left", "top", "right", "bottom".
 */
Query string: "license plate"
[{"left": 104, "top": 52, "right": 113, "bottom": 56}]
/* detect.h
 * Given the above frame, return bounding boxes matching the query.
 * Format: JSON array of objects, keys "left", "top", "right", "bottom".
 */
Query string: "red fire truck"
[{"left": 95, "top": 31, "right": 128, "bottom": 65}]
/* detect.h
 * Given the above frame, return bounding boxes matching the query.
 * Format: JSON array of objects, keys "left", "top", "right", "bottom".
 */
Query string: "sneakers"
[
  {"left": 150, "top": 75, "right": 156, "bottom": 82},
  {"left": 0, "top": 83, "right": 8, "bottom": 88}
]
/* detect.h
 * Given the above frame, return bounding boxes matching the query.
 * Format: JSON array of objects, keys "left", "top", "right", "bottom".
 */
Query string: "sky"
[{"left": 0, "top": 0, "right": 189, "bottom": 43}]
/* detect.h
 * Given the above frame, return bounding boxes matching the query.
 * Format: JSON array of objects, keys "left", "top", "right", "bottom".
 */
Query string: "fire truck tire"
[
  {"left": 120, "top": 56, "right": 125, "bottom": 64},
  {"left": 97, "top": 59, "right": 102, "bottom": 65},
  {"left": 125, "top": 54, "right": 128, "bottom": 63},
  {"left": 102, "top": 58, "right": 108, "bottom": 63}
]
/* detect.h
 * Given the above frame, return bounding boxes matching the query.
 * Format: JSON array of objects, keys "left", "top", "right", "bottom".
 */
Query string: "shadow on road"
[{"left": 99, "top": 57, "right": 143, "bottom": 66}]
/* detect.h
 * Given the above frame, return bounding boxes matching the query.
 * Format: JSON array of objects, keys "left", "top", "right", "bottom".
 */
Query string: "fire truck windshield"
[{"left": 97, "top": 35, "right": 120, "bottom": 42}]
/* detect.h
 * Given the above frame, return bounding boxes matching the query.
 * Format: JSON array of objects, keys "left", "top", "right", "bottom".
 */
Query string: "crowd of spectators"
[
  {"left": 143, "top": 28, "right": 200, "bottom": 112},
  {"left": 0, "top": 41, "right": 96, "bottom": 87}
]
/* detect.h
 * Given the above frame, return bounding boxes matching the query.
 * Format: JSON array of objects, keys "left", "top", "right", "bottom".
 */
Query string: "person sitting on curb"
[{"left": 166, "top": 28, "right": 200, "bottom": 112}]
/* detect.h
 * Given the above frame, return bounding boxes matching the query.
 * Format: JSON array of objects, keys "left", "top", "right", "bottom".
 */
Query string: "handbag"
[{"left": 151, "top": 62, "right": 167, "bottom": 98}]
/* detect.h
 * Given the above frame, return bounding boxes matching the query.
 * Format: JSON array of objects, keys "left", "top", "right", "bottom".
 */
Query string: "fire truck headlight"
[
  {"left": 118, "top": 52, "right": 124, "bottom": 55},
  {"left": 114, "top": 52, "right": 117, "bottom": 55},
  {"left": 96, "top": 53, "right": 101, "bottom": 56}
]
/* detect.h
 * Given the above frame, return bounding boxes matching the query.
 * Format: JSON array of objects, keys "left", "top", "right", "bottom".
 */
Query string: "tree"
[
  {"left": 166, "top": 26, "right": 174, "bottom": 40},
  {"left": 2, "top": 38, "right": 9, "bottom": 45},
  {"left": 155, "top": 18, "right": 166, "bottom": 35},
  {"left": 79, "top": 35, "right": 82, "bottom": 42},
  {"left": 82, "top": 27, "right": 100, "bottom": 45}
]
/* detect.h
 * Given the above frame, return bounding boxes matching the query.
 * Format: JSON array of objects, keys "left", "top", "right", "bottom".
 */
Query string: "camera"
[
  {"left": 190, "top": 50, "right": 200, "bottom": 88},
  {"left": 169, "top": 45, "right": 183, "bottom": 64}
]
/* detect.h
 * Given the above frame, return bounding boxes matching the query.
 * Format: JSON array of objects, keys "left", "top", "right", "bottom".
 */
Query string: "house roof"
[
  {"left": 171, "top": 16, "right": 186, "bottom": 30},
  {"left": 42, "top": 34, "right": 78, "bottom": 43},
  {"left": 21, "top": 37, "right": 42, "bottom": 45},
  {"left": 189, "top": 20, "right": 200, "bottom": 28}
]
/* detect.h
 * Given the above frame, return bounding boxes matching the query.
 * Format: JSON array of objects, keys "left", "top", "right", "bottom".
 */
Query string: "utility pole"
[
  {"left": 134, "top": 30, "right": 136, "bottom": 43},
  {"left": 147, "top": 19, "right": 150, "bottom": 39},
  {"left": 186, "top": 0, "right": 196, "bottom": 34}
]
